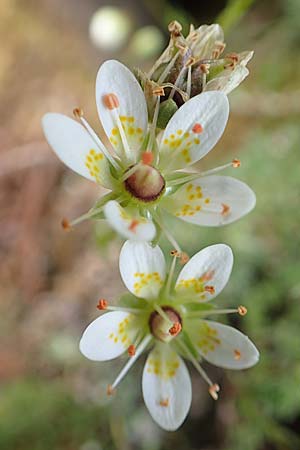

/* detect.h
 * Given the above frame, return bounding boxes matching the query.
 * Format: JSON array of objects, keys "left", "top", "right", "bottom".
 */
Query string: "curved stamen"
[
  {"left": 73, "top": 108, "right": 120, "bottom": 170},
  {"left": 176, "top": 338, "right": 220, "bottom": 399},
  {"left": 152, "top": 211, "right": 182, "bottom": 253},
  {"left": 186, "top": 306, "right": 248, "bottom": 319},
  {"left": 109, "top": 334, "right": 152, "bottom": 392},
  {"left": 167, "top": 159, "right": 241, "bottom": 187}
]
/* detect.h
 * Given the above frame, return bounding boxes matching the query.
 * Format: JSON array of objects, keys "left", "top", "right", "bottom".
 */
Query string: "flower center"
[
  {"left": 124, "top": 164, "right": 165, "bottom": 203},
  {"left": 149, "top": 306, "right": 182, "bottom": 343}
]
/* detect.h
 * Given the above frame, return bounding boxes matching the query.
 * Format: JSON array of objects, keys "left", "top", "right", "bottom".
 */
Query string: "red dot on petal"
[{"left": 192, "top": 123, "right": 203, "bottom": 134}]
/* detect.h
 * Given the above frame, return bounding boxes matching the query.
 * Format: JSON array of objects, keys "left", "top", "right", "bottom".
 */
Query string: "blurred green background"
[{"left": 0, "top": 0, "right": 300, "bottom": 449}]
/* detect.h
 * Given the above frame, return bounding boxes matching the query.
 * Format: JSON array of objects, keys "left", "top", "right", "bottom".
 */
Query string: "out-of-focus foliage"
[{"left": 1, "top": 0, "right": 300, "bottom": 449}]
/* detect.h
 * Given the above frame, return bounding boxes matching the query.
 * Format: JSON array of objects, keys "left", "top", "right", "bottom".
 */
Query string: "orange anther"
[
  {"left": 169, "top": 322, "right": 182, "bottom": 336},
  {"left": 226, "top": 53, "right": 239, "bottom": 62},
  {"left": 185, "top": 56, "right": 196, "bottom": 67},
  {"left": 234, "top": 349, "right": 241, "bottom": 360},
  {"left": 97, "top": 299, "right": 108, "bottom": 310},
  {"left": 170, "top": 250, "right": 180, "bottom": 257},
  {"left": 107, "top": 385, "right": 115, "bottom": 396},
  {"left": 103, "top": 93, "right": 119, "bottom": 110},
  {"left": 61, "top": 218, "right": 71, "bottom": 231},
  {"left": 141, "top": 152, "right": 154, "bottom": 165},
  {"left": 238, "top": 305, "right": 247, "bottom": 316},
  {"left": 159, "top": 398, "right": 169, "bottom": 407},
  {"left": 128, "top": 345, "right": 136, "bottom": 357},
  {"left": 205, "top": 285, "right": 215, "bottom": 295},
  {"left": 232, "top": 159, "right": 241, "bottom": 168},
  {"left": 208, "top": 383, "right": 220, "bottom": 400},
  {"left": 152, "top": 87, "right": 165, "bottom": 96},
  {"left": 200, "top": 63, "right": 210, "bottom": 74},
  {"left": 73, "top": 107, "right": 83, "bottom": 118},
  {"left": 192, "top": 123, "right": 203, "bottom": 134},
  {"left": 221, "top": 203, "right": 230, "bottom": 216},
  {"left": 128, "top": 219, "right": 139, "bottom": 232}
]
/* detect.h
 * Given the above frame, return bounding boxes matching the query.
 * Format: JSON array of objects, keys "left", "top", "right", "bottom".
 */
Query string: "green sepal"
[
  {"left": 119, "top": 293, "right": 149, "bottom": 310},
  {"left": 183, "top": 302, "right": 215, "bottom": 313},
  {"left": 180, "top": 330, "right": 200, "bottom": 360},
  {"left": 157, "top": 99, "right": 178, "bottom": 130}
]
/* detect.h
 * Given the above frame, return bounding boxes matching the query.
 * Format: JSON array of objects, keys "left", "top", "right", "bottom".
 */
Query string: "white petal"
[
  {"left": 159, "top": 91, "right": 229, "bottom": 170},
  {"left": 119, "top": 240, "right": 166, "bottom": 299},
  {"left": 175, "top": 244, "right": 233, "bottom": 302},
  {"left": 42, "top": 113, "right": 114, "bottom": 188},
  {"left": 162, "top": 175, "right": 256, "bottom": 226},
  {"left": 104, "top": 201, "right": 156, "bottom": 241},
  {"left": 142, "top": 344, "right": 192, "bottom": 431},
  {"left": 192, "top": 320, "right": 259, "bottom": 369},
  {"left": 205, "top": 65, "right": 250, "bottom": 95},
  {"left": 96, "top": 60, "right": 148, "bottom": 161},
  {"left": 79, "top": 311, "right": 138, "bottom": 361},
  {"left": 188, "top": 24, "right": 224, "bottom": 59}
]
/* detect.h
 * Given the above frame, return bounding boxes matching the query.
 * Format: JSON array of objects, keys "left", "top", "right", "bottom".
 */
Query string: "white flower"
[
  {"left": 80, "top": 241, "right": 259, "bottom": 431},
  {"left": 42, "top": 59, "right": 255, "bottom": 251}
]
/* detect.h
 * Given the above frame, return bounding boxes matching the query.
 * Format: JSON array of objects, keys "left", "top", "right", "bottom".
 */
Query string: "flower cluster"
[{"left": 42, "top": 21, "right": 259, "bottom": 431}]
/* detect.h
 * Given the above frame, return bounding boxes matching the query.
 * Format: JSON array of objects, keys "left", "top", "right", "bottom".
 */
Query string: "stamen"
[
  {"left": 72, "top": 107, "right": 120, "bottom": 170},
  {"left": 177, "top": 339, "right": 218, "bottom": 391},
  {"left": 97, "top": 299, "right": 108, "bottom": 310},
  {"left": 208, "top": 383, "right": 220, "bottom": 400},
  {"left": 169, "top": 66, "right": 187, "bottom": 100},
  {"left": 103, "top": 93, "right": 119, "bottom": 110},
  {"left": 107, "top": 384, "right": 115, "bottom": 396},
  {"left": 128, "top": 344, "right": 136, "bottom": 357},
  {"left": 61, "top": 218, "right": 71, "bottom": 231},
  {"left": 120, "top": 164, "right": 141, "bottom": 182},
  {"left": 200, "top": 63, "right": 210, "bottom": 74},
  {"left": 187, "top": 307, "right": 243, "bottom": 319},
  {"left": 141, "top": 151, "right": 154, "bottom": 165},
  {"left": 110, "top": 110, "right": 132, "bottom": 161},
  {"left": 221, "top": 203, "right": 230, "bottom": 216},
  {"left": 152, "top": 212, "right": 182, "bottom": 253},
  {"left": 204, "top": 285, "right": 215, "bottom": 295},
  {"left": 104, "top": 304, "right": 145, "bottom": 314},
  {"left": 154, "top": 304, "right": 174, "bottom": 327},
  {"left": 157, "top": 52, "right": 180, "bottom": 85},
  {"left": 238, "top": 305, "right": 247, "bottom": 316},
  {"left": 168, "top": 20, "right": 182, "bottom": 36},
  {"left": 165, "top": 251, "right": 178, "bottom": 297},
  {"left": 169, "top": 322, "right": 182, "bottom": 336},
  {"left": 185, "top": 56, "right": 196, "bottom": 68},
  {"left": 232, "top": 158, "right": 241, "bottom": 168},
  {"left": 199, "top": 159, "right": 241, "bottom": 177},
  {"left": 186, "top": 65, "right": 192, "bottom": 99},
  {"left": 110, "top": 335, "right": 152, "bottom": 390},
  {"left": 226, "top": 53, "right": 239, "bottom": 63},
  {"left": 234, "top": 349, "right": 241, "bottom": 360},
  {"left": 148, "top": 96, "right": 160, "bottom": 153},
  {"left": 159, "top": 398, "right": 169, "bottom": 407},
  {"left": 73, "top": 107, "right": 83, "bottom": 118},
  {"left": 152, "top": 87, "right": 165, "bottom": 96},
  {"left": 69, "top": 210, "right": 100, "bottom": 227}
]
